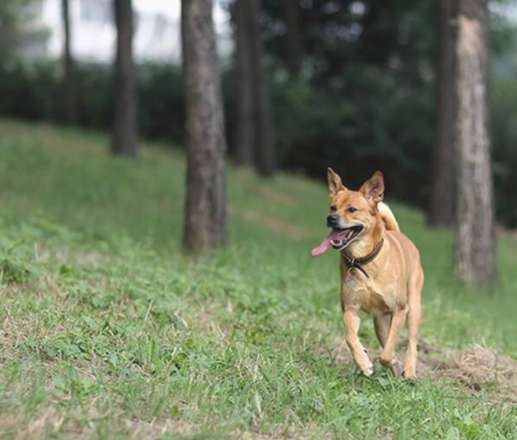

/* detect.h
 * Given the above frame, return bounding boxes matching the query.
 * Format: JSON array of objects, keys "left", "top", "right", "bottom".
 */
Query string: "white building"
[{"left": 22, "top": 0, "right": 232, "bottom": 64}]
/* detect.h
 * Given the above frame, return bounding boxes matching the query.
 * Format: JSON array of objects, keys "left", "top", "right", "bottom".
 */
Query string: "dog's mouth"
[
  {"left": 311, "top": 225, "right": 364, "bottom": 257},
  {"left": 330, "top": 225, "right": 364, "bottom": 249}
]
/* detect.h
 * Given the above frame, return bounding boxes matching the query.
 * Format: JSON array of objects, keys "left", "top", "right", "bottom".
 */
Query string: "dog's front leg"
[{"left": 343, "top": 307, "right": 373, "bottom": 376}]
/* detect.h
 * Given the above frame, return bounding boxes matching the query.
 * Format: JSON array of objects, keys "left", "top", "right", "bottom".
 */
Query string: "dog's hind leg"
[
  {"left": 403, "top": 269, "right": 423, "bottom": 379},
  {"left": 374, "top": 314, "right": 391, "bottom": 347},
  {"left": 379, "top": 305, "right": 408, "bottom": 376},
  {"left": 375, "top": 314, "right": 402, "bottom": 371}
]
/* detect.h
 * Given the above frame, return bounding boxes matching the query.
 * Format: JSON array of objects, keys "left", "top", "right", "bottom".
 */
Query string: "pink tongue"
[{"left": 311, "top": 231, "right": 343, "bottom": 257}]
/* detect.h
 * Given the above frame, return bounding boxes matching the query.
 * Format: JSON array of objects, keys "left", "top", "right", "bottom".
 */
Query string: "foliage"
[
  {"left": 0, "top": 61, "right": 185, "bottom": 140},
  {"left": 491, "top": 79, "right": 517, "bottom": 227},
  {"left": 0, "top": 0, "right": 47, "bottom": 61},
  {"left": 0, "top": 119, "right": 516, "bottom": 438},
  {"left": 1, "top": 0, "right": 517, "bottom": 226}
]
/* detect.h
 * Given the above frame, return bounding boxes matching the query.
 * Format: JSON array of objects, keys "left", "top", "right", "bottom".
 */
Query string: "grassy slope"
[{"left": 0, "top": 118, "right": 516, "bottom": 439}]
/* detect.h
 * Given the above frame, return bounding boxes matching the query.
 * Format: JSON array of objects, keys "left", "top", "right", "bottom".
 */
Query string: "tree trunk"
[
  {"left": 249, "top": 0, "right": 275, "bottom": 176},
  {"left": 283, "top": 0, "right": 303, "bottom": 77},
  {"left": 454, "top": 0, "right": 496, "bottom": 283},
  {"left": 61, "top": 0, "right": 78, "bottom": 124},
  {"left": 428, "top": 0, "right": 457, "bottom": 227},
  {"left": 182, "top": 0, "right": 227, "bottom": 253},
  {"left": 111, "top": 0, "right": 138, "bottom": 158},
  {"left": 233, "top": 0, "right": 254, "bottom": 166}
]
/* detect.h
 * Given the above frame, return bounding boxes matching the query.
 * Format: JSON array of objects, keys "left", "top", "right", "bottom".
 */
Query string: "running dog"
[{"left": 311, "top": 168, "right": 423, "bottom": 378}]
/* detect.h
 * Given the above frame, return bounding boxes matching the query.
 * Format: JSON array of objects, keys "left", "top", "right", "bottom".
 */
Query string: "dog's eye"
[
  {"left": 347, "top": 207, "right": 358, "bottom": 213},
  {"left": 330, "top": 205, "right": 337, "bottom": 212}
]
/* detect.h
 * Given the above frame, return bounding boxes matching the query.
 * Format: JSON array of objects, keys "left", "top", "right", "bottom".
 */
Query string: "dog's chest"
[{"left": 342, "top": 273, "right": 396, "bottom": 313}]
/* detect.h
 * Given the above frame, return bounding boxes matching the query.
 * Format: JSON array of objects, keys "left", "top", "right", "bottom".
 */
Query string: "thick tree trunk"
[
  {"left": 111, "top": 0, "right": 138, "bottom": 158},
  {"left": 61, "top": 0, "right": 78, "bottom": 124},
  {"left": 182, "top": 0, "right": 227, "bottom": 253},
  {"left": 428, "top": 0, "right": 456, "bottom": 227},
  {"left": 283, "top": 0, "right": 303, "bottom": 77},
  {"left": 454, "top": 0, "right": 496, "bottom": 283},
  {"left": 249, "top": 0, "right": 275, "bottom": 176},
  {"left": 233, "top": 0, "right": 254, "bottom": 166}
]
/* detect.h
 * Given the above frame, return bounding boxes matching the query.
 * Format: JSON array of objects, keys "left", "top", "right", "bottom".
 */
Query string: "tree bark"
[
  {"left": 61, "top": 0, "right": 78, "bottom": 124},
  {"left": 428, "top": 0, "right": 457, "bottom": 227},
  {"left": 454, "top": 0, "right": 496, "bottom": 283},
  {"left": 249, "top": 0, "right": 275, "bottom": 176},
  {"left": 283, "top": 0, "right": 303, "bottom": 77},
  {"left": 233, "top": 0, "right": 254, "bottom": 166},
  {"left": 111, "top": 0, "right": 139, "bottom": 158},
  {"left": 182, "top": 0, "right": 227, "bottom": 253}
]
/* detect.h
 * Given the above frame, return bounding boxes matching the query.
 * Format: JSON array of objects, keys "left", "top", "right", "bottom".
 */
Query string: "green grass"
[{"left": 0, "top": 118, "right": 516, "bottom": 439}]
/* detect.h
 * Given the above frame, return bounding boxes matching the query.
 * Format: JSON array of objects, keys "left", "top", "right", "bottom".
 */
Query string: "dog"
[{"left": 311, "top": 168, "right": 423, "bottom": 378}]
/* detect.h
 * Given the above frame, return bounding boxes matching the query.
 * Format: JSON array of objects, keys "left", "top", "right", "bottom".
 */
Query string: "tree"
[
  {"left": 454, "top": 0, "right": 496, "bottom": 283},
  {"left": 249, "top": 0, "right": 275, "bottom": 176},
  {"left": 428, "top": 0, "right": 457, "bottom": 227},
  {"left": 61, "top": 0, "right": 78, "bottom": 124},
  {"left": 112, "top": 0, "right": 138, "bottom": 158},
  {"left": 182, "top": 0, "right": 227, "bottom": 252},
  {"left": 233, "top": 0, "right": 255, "bottom": 166},
  {"left": 232, "top": 0, "right": 275, "bottom": 176},
  {"left": 283, "top": 0, "right": 303, "bottom": 77}
]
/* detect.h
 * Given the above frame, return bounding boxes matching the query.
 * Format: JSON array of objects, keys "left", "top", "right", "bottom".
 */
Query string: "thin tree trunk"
[
  {"left": 112, "top": 0, "right": 138, "bottom": 158},
  {"left": 61, "top": 0, "right": 78, "bottom": 124},
  {"left": 182, "top": 0, "right": 227, "bottom": 253},
  {"left": 233, "top": 0, "right": 254, "bottom": 166},
  {"left": 428, "top": 0, "right": 456, "bottom": 227},
  {"left": 249, "top": 0, "right": 275, "bottom": 176},
  {"left": 283, "top": 0, "right": 303, "bottom": 77},
  {"left": 454, "top": 0, "right": 496, "bottom": 283}
]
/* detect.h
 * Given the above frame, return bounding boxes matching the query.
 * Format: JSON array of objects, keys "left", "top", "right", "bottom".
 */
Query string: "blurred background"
[{"left": 2, "top": 0, "right": 516, "bottom": 227}]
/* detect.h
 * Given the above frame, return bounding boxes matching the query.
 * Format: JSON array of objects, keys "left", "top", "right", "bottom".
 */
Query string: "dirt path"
[{"left": 331, "top": 338, "right": 517, "bottom": 404}]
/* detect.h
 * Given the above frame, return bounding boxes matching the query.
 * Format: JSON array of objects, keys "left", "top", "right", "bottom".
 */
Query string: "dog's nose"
[{"left": 327, "top": 214, "right": 339, "bottom": 227}]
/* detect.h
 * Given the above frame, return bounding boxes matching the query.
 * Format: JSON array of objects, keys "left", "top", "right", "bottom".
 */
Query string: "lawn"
[{"left": 0, "top": 118, "right": 516, "bottom": 439}]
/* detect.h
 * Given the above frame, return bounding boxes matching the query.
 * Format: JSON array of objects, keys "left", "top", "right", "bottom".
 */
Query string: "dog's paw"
[
  {"left": 361, "top": 363, "right": 374, "bottom": 377},
  {"left": 402, "top": 360, "right": 417, "bottom": 379},
  {"left": 390, "top": 360, "right": 403, "bottom": 377},
  {"left": 402, "top": 369, "right": 417, "bottom": 380}
]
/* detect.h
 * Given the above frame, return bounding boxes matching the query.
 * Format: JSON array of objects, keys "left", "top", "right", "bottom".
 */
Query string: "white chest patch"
[{"left": 344, "top": 276, "right": 357, "bottom": 289}]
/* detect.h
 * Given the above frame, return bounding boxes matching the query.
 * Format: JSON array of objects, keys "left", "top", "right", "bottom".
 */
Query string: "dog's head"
[{"left": 311, "top": 168, "right": 384, "bottom": 256}]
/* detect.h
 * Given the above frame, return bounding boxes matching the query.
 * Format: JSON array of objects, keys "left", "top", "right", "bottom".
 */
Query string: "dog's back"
[{"left": 378, "top": 202, "right": 400, "bottom": 232}]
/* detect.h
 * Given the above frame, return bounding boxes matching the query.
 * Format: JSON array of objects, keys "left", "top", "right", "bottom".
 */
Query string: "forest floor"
[{"left": 0, "top": 119, "right": 516, "bottom": 439}]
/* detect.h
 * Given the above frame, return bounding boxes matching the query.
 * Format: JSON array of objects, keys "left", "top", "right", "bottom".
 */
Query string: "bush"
[
  {"left": 0, "top": 61, "right": 186, "bottom": 141},
  {"left": 492, "top": 79, "right": 517, "bottom": 228}
]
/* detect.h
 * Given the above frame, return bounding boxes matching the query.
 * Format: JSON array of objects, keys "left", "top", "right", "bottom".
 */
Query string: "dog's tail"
[{"left": 378, "top": 202, "right": 400, "bottom": 232}]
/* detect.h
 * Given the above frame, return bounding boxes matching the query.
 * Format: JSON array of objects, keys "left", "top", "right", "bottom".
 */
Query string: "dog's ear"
[
  {"left": 360, "top": 171, "right": 384, "bottom": 203},
  {"left": 327, "top": 167, "right": 345, "bottom": 196}
]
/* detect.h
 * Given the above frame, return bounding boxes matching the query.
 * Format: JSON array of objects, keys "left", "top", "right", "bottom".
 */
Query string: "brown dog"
[{"left": 311, "top": 168, "right": 423, "bottom": 378}]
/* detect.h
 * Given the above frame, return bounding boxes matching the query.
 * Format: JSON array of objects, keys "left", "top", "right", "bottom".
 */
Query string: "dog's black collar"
[{"left": 343, "top": 238, "right": 384, "bottom": 278}]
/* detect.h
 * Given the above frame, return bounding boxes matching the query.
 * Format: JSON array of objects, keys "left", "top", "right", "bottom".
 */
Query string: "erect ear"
[
  {"left": 360, "top": 171, "right": 385, "bottom": 203},
  {"left": 327, "top": 167, "right": 345, "bottom": 196}
]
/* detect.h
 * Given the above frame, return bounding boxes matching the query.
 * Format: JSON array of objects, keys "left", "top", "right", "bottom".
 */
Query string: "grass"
[{"left": 0, "top": 118, "right": 516, "bottom": 439}]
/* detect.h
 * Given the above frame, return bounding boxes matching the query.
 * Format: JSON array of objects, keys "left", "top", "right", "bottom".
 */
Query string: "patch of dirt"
[
  {"left": 0, "top": 312, "right": 46, "bottom": 361},
  {"left": 123, "top": 417, "right": 194, "bottom": 439},
  {"left": 421, "top": 342, "right": 517, "bottom": 403},
  {"left": 230, "top": 207, "right": 312, "bottom": 240},
  {"left": 35, "top": 242, "right": 110, "bottom": 267},
  {"left": 255, "top": 187, "right": 299, "bottom": 207},
  {"left": 329, "top": 338, "right": 517, "bottom": 404},
  {"left": 0, "top": 409, "right": 66, "bottom": 440},
  {"left": 0, "top": 412, "right": 195, "bottom": 440},
  {"left": 496, "top": 225, "right": 517, "bottom": 240}
]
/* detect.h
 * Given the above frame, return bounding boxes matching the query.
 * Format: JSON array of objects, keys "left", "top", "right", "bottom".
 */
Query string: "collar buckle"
[{"left": 343, "top": 238, "right": 384, "bottom": 279}]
